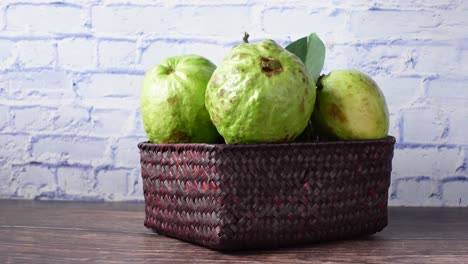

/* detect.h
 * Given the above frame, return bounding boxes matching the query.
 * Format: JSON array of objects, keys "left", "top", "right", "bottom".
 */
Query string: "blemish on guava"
[
  {"left": 359, "top": 97, "right": 370, "bottom": 113},
  {"left": 167, "top": 96, "right": 179, "bottom": 105},
  {"left": 302, "top": 77, "right": 306, "bottom": 83},
  {"left": 168, "top": 130, "right": 191, "bottom": 142},
  {"left": 210, "top": 76, "right": 220, "bottom": 87},
  {"left": 299, "top": 98, "right": 305, "bottom": 113},
  {"left": 217, "top": 89, "right": 226, "bottom": 97},
  {"left": 260, "top": 57, "right": 283, "bottom": 77},
  {"left": 361, "top": 97, "right": 370, "bottom": 106},
  {"left": 330, "top": 103, "right": 347, "bottom": 123}
]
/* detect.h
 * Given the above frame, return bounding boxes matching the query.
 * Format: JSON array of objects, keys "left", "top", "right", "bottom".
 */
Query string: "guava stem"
[{"left": 243, "top": 32, "right": 249, "bottom": 43}]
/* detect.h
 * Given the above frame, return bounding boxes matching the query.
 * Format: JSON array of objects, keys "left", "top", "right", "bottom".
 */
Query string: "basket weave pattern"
[{"left": 139, "top": 136, "right": 395, "bottom": 250}]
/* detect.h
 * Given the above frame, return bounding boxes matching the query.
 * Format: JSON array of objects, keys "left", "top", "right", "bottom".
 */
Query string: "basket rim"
[{"left": 138, "top": 135, "right": 396, "bottom": 149}]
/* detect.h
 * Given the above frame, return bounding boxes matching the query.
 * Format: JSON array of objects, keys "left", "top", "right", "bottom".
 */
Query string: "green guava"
[
  {"left": 205, "top": 39, "right": 316, "bottom": 143},
  {"left": 141, "top": 55, "right": 222, "bottom": 143},
  {"left": 314, "top": 69, "right": 389, "bottom": 140}
]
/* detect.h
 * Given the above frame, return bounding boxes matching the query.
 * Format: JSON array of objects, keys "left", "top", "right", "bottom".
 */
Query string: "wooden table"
[{"left": 0, "top": 200, "right": 467, "bottom": 263}]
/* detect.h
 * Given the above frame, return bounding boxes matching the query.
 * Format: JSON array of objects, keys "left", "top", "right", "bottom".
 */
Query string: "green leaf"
[{"left": 285, "top": 33, "right": 325, "bottom": 83}]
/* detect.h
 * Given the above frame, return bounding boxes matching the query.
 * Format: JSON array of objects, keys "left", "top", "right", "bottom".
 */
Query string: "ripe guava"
[
  {"left": 314, "top": 69, "right": 389, "bottom": 140},
  {"left": 141, "top": 55, "right": 222, "bottom": 143},
  {"left": 205, "top": 39, "right": 316, "bottom": 143}
]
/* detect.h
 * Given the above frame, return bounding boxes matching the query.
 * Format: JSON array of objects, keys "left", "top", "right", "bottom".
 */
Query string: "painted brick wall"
[{"left": 0, "top": 0, "right": 467, "bottom": 206}]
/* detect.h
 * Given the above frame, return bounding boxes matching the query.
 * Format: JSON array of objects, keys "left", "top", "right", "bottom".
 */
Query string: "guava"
[
  {"left": 314, "top": 69, "right": 389, "bottom": 140},
  {"left": 141, "top": 55, "right": 222, "bottom": 143},
  {"left": 205, "top": 38, "right": 316, "bottom": 143}
]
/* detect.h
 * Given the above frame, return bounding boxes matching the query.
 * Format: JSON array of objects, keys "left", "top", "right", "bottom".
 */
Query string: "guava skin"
[
  {"left": 141, "top": 55, "right": 222, "bottom": 143},
  {"left": 314, "top": 70, "right": 389, "bottom": 140},
  {"left": 205, "top": 39, "right": 316, "bottom": 144}
]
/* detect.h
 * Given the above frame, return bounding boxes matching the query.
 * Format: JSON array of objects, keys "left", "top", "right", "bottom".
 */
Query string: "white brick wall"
[
  {"left": 402, "top": 107, "right": 448, "bottom": 144},
  {"left": 98, "top": 40, "right": 136, "bottom": 69},
  {"left": 0, "top": 0, "right": 466, "bottom": 205},
  {"left": 16, "top": 40, "right": 56, "bottom": 68},
  {"left": 5, "top": 4, "right": 87, "bottom": 35},
  {"left": 92, "top": 5, "right": 171, "bottom": 36},
  {"left": 58, "top": 38, "right": 96, "bottom": 70},
  {"left": 57, "top": 166, "right": 95, "bottom": 197}
]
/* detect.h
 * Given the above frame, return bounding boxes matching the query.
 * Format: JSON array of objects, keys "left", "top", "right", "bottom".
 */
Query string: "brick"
[
  {"left": 92, "top": 5, "right": 171, "bottom": 35},
  {"left": 350, "top": 10, "right": 440, "bottom": 39},
  {"left": 140, "top": 41, "right": 231, "bottom": 71},
  {"left": 0, "top": 164, "right": 12, "bottom": 189},
  {"left": 442, "top": 180, "right": 468, "bottom": 206},
  {"left": 12, "top": 164, "right": 56, "bottom": 199},
  {"left": 96, "top": 168, "right": 129, "bottom": 194},
  {"left": 133, "top": 109, "right": 146, "bottom": 137},
  {"left": 128, "top": 168, "right": 143, "bottom": 197},
  {"left": 0, "top": 4, "right": 4, "bottom": 30},
  {"left": 329, "top": 0, "right": 374, "bottom": 9},
  {"left": 139, "top": 41, "right": 184, "bottom": 71},
  {"left": 437, "top": 10, "right": 468, "bottom": 39},
  {"left": 76, "top": 73, "right": 141, "bottom": 99},
  {"left": 0, "top": 134, "right": 30, "bottom": 162},
  {"left": 173, "top": 5, "right": 251, "bottom": 36},
  {"left": 131, "top": 181, "right": 143, "bottom": 198},
  {"left": 12, "top": 106, "right": 55, "bottom": 132},
  {"left": 99, "top": 40, "right": 136, "bottom": 69},
  {"left": 402, "top": 107, "right": 448, "bottom": 144},
  {"left": 448, "top": 109, "right": 468, "bottom": 145},
  {"left": 16, "top": 41, "right": 55, "bottom": 68},
  {"left": 373, "top": 77, "right": 421, "bottom": 114},
  {"left": 91, "top": 109, "right": 132, "bottom": 136},
  {"left": 394, "top": 179, "right": 441, "bottom": 206},
  {"left": 182, "top": 42, "right": 230, "bottom": 65},
  {"left": 325, "top": 44, "right": 410, "bottom": 76},
  {"left": 31, "top": 135, "right": 107, "bottom": 164},
  {"left": 0, "top": 78, "right": 7, "bottom": 98},
  {"left": 388, "top": 113, "right": 400, "bottom": 142},
  {"left": 372, "top": 0, "right": 460, "bottom": 10},
  {"left": 464, "top": 147, "right": 468, "bottom": 173},
  {"left": 392, "top": 147, "right": 462, "bottom": 179},
  {"left": 461, "top": 49, "right": 468, "bottom": 73},
  {"left": 0, "top": 105, "right": 9, "bottom": 130},
  {"left": 427, "top": 78, "right": 468, "bottom": 100},
  {"left": 6, "top": 4, "right": 86, "bottom": 35},
  {"left": 58, "top": 38, "right": 96, "bottom": 70},
  {"left": 146, "top": 40, "right": 228, "bottom": 67},
  {"left": 413, "top": 45, "right": 458, "bottom": 74},
  {"left": 430, "top": 97, "right": 468, "bottom": 113},
  {"left": 7, "top": 71, "right": 73, "bottom": 100},
  {"left": 114, "top": 137, "right": 146, "bottom": 167},
  {"left": 57, "top": 166, "right": 95, "bottom": 195},
  {"left": 262, "top": 7, "right": 346, "bottom": 37},
  {"left": 51, "top": 106, "right": 92, "bottom": 133},
  {"left": 0, "top": 40, "right": 15, "bottom": 70}
]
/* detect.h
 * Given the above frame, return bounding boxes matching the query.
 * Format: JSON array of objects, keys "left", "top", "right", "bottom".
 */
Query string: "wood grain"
[{"left": 0, "top": 200, "right": 467, "bottom": 264}]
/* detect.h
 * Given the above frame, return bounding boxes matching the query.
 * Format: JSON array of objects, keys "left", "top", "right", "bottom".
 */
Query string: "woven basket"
[{"left": 139, "top": 136, "right": 395, "bottom": 250}]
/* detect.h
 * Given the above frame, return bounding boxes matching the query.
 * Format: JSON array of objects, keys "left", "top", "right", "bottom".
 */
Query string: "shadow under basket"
[{"left": 138, "top": 136, "right": 396, "bottom": 250}]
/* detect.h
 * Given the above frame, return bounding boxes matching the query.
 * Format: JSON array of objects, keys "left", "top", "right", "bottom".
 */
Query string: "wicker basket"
[{"left": 139, "top": 136, "right": 395, "bottom": 250}]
